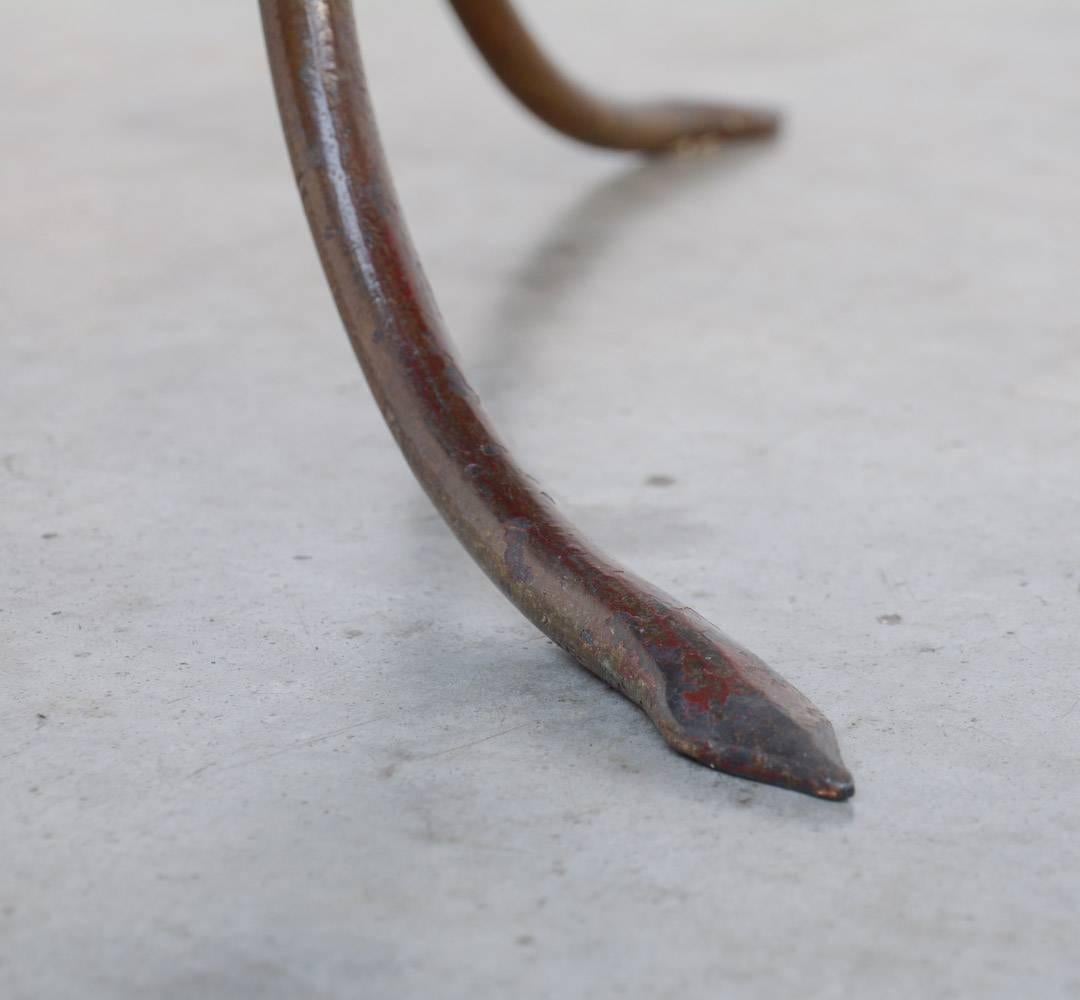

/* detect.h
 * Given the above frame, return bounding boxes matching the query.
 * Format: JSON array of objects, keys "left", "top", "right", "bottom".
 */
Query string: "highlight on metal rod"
[{"left": 258, "top": 0, "right": 852, "bottom": 800}]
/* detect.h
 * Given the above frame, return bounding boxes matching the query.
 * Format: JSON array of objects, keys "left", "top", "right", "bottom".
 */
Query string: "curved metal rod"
[
  {"left": 259, "top": 0, "right": 852, "bottom": 800},
  {"left": 447, "top": 0, "right": 779, "bottom": 151}
]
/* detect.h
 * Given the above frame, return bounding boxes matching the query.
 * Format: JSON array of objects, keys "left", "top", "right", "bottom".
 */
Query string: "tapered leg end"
[
  {"left": 666, "top": 721, "right": 855, "bottom": 802},
  {"left": 639, "top": 613, "right": 854, "bottom": 801},
  {"left": 653, "top": 101, "right": 782, "bottom": 153}
]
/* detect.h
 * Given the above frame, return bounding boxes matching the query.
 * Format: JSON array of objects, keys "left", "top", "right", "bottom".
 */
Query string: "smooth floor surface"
[{"left": 3, "top": 1, "right": 1079, "bottom": 997}]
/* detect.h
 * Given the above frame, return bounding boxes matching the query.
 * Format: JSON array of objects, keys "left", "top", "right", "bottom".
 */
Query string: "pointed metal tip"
[
  {"left": 772, "top": 732, "right": 855, "bottom": 802},
  {"left": 806, "top": 768, "right": 855, "bottom": 803},
  {"left": 688, "top": 738, "right": 855, "bottom": 803},
  {"left": 663, "top": 682, "right": 856, "bottom": 803}
]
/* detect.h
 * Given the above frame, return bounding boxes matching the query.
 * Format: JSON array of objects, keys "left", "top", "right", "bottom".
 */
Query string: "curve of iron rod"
[
  {"left": 258, "top": 0, "right": 852, "bottom": 800},
  {"left": 446, "top": 0, "right": 779, "bottom": 151}
]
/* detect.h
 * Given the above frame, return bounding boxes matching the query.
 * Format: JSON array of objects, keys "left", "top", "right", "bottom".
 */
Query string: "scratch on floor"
[
  {"left": 188, "top": 714, "right": 389, "bottom": 778},
  {"left": 417, "top": 721, "right": 532, "bottom": 763},
  {"left": 1057, "top": 697, "right": 1080, "bottom": 721}
]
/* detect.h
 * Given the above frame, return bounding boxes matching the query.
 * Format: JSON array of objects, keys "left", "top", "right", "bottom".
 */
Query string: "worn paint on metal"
[{"left": 259, "top": 0, "right": 853, "bottom": 800}]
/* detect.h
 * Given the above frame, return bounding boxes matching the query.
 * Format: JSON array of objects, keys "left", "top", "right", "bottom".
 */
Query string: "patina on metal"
[{"left": 259, "top": 0, "right": 854, "bottom": 800}]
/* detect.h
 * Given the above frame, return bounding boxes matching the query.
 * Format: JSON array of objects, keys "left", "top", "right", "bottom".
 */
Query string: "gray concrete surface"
[{"left": 3, "top": 1, "right": 1079, "bottom": 997}]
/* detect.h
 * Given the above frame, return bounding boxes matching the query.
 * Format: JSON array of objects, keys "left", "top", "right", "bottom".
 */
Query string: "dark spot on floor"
[
  {"left": 645, "top": 474, "right": 676, "bottom": 487},
  {"left": 41, "top": 532, "right": 58, "bottom": 540},
  {"left": 877, "top": 613, "right": 903, "bottom": 625},
  {"left": 293, "top": 554, "right": 312, "bottom": 561}
]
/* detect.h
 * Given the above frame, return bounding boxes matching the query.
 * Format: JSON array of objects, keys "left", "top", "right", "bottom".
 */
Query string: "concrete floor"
[{"left": 3, "top": 1, "right": 1079, "bottom": 997}]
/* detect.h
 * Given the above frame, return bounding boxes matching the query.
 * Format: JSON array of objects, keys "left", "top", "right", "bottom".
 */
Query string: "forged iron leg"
[
  {"left": 259, "top": 0, "right": 853, "bottom": 800},
  {"left": 446, "top": 0, "right": 779, "bottom": 151}
]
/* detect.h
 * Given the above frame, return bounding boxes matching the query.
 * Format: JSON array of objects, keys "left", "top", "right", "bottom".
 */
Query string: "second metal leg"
[{"left": 447, "top": 0, "right": 779, "bottom": 151}]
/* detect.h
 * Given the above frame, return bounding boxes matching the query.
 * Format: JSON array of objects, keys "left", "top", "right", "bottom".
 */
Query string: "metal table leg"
[
  {"left": 446, "top": 0, "right": 779, "bottom": 151},
  {"left": 259, "top": 0, "right": 853, "bottom": 800}
]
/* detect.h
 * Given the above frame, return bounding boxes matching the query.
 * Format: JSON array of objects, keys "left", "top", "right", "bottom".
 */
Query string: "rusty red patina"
[{"left": 259, "top": 0, "right": 853, "bottom": 800}]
